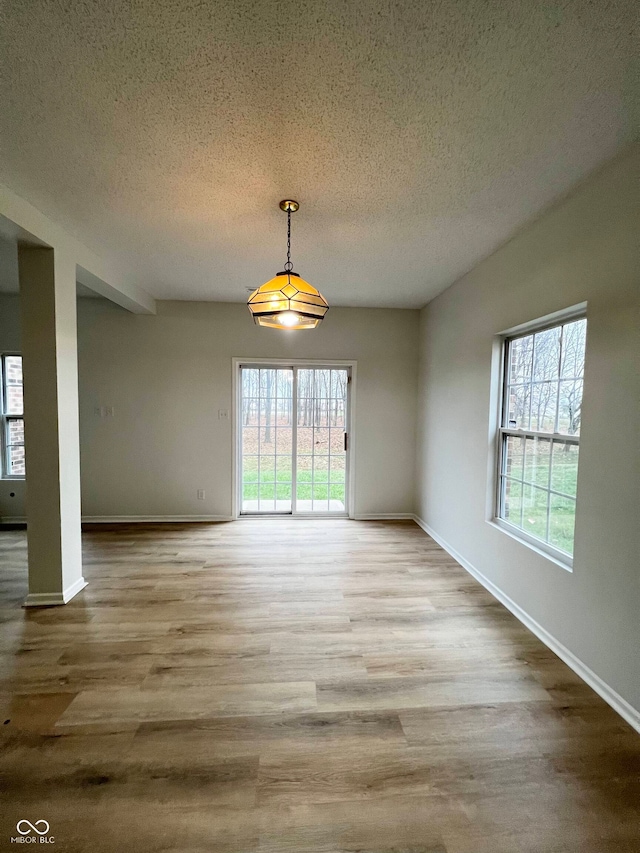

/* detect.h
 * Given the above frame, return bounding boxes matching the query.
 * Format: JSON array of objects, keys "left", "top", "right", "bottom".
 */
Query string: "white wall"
[
  {"left": 415, "top": 145, "right": 640, "bottom": 714},
  {"left": 1, "top": 291, "right": 419, "bottom": 522},
  {"left": 76, "top": 301, "right": 419, "bottom": 519}
]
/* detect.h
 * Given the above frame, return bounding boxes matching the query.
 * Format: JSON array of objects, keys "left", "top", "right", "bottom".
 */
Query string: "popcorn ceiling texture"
[{"left": 0, "top": 0, "right": 637, "bottom": 307}]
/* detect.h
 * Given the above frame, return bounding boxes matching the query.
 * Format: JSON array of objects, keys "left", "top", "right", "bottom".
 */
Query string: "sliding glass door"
[
  {"left": 296, "top": 368, "right": 349, "bottom": 513},
  {"left": 240, "top": 367, "right": 294, "bottom": 513},
  {"left": 239, "top": 364, "right": 350, "bottom": 515}
]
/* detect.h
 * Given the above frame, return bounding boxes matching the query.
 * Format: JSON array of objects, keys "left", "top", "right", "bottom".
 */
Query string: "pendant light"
[{"left": 247, "top": 200, "right": 329, "bottom": 329}]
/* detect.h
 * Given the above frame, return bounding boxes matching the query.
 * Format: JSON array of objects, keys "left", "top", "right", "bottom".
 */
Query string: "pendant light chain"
[{"left": 284, "top": 208, "right": 293, "bottom": 271}]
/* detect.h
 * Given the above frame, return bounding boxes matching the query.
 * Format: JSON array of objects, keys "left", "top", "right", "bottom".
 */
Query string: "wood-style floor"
[{"left": 0, "top": 519, "right": 638, "bottom": 852}]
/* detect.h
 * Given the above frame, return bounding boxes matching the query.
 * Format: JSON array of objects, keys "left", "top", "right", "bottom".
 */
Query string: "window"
[
  {"left": 497, "top": 316, "right": 586, "bottom": 564},
  {"left": 1, "top": 354, "right": 25, "bottom": 478}
]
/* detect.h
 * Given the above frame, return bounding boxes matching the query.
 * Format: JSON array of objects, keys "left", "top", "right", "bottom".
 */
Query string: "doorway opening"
[{"left": 236, "top": 363, "right": 352, "bottom": 516}]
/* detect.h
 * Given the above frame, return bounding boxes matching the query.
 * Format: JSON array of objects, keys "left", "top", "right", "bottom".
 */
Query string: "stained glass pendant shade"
[{"left": 247, "top": 200, "right": 329, "bottom": 329}]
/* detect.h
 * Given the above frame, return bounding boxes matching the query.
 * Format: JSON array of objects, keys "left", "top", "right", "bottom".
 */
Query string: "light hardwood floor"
[{"left": 0, "top": 519, "right": 638, "bottom": 852}]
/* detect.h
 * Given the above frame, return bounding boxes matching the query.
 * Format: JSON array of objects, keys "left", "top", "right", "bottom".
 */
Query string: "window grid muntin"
[
  {"left": 498, "top": 317, "right": 585, "bottom": 559},
  {"left": 1, "top": 354, "right": 25, "bottom": 478}
]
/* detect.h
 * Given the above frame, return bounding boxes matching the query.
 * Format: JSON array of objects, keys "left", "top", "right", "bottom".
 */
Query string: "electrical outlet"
[
  {"left": 197, "top": 489, "right": 206, "bottom": 500},
  {"left": 105, "top": 406, "right": 114, "bottom": 417},
  {"left": 218, "top": 409, "right": 229, "bottom": 420}
]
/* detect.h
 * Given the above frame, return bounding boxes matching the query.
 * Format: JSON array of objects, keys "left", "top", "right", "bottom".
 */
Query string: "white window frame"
[
  {"left": 1, "top": 353, "right": 25, "bottom": 480},
  {"left": 492, "top": 307, "right": 587, "bottom": 570},
  {"left": 231, "top": 358, "right": 357, "bottom": 520}
]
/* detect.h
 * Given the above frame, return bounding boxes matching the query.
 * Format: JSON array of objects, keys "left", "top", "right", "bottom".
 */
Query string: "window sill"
[
  {"left": 0, "top": 477, "right": 25, "bottom": 482},
  {"left": 487, "top": 518, "right": 573, "bottom": 573}
]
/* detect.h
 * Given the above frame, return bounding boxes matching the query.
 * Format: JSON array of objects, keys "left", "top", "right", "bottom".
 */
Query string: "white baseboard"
[
  {"left": 6, "top": 514, "right": 415, "bottom": 525},
  {"left": 354, "top": 513, "right": 415, "bottom": 520},
  {"left": 2, "top": 515, "right": 235, "bottom": 525},
  {"left": 23, "top": 576, "right": 88, "bottom": 608},
  {"left": 81, "top": 515, "right": 234, "bottom": 523},
  {"left": 412, "top": 515, "right": 640, "bottom": 734}
]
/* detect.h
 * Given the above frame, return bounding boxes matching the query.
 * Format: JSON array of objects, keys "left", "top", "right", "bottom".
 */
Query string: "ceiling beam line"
[{"left": 0, "top": 183, "right": 155, "bottom": 315}]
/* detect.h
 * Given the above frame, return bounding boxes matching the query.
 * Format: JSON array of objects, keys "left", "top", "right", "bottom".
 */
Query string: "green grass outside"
[
  {"left": 505, "top": 439, "right": 578, "bottom": 554},
  {"left": 503, "top": 438, "right": 578, "bottom": 555},
  {"left": 242, "top": 456, "right": 345, "bottom": 502},
  {"left": 505, "top": 480, "right": 575, "bottom": 554},
  {"left": 242, "top": 480, "right": 345, "bottom": 502},
  {"left": 242, "top": 438, "right": 578, "bottom": 551}
]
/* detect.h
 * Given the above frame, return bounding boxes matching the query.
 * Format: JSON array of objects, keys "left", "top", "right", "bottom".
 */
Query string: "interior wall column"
[{"left": 18, "top": 245, "right": 85, "bottom": 605}]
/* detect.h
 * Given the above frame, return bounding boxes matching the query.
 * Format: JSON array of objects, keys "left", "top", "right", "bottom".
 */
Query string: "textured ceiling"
[{"left": 0, "top": 1, "right": 637, "bottom": 307}]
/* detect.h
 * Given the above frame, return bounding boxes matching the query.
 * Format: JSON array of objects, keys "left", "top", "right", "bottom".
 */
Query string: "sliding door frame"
[{"left": 231, "top": 357, "right": 357, "bottom": 520}]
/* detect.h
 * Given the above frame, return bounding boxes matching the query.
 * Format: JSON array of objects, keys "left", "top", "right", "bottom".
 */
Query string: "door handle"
[{"left": 344, "top": 432, "right": 348, "bottom": 451}]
